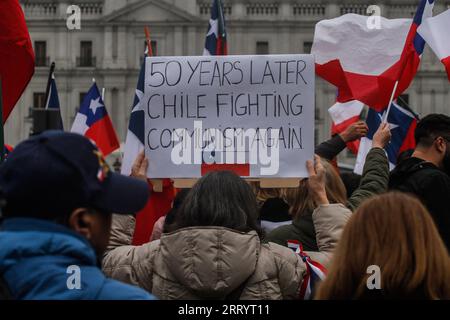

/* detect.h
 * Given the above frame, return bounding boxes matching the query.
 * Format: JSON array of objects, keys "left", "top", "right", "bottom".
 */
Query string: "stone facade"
[{"left": 9, "top": 0, "right": 450, "bottom": 166}]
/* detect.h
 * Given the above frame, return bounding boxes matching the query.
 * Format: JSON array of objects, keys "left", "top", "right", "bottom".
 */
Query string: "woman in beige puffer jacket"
[{"left": 102, "top": 157, "right": 351, "bottom": 300}]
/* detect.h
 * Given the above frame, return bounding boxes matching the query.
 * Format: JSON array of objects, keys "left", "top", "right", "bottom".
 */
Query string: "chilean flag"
[
  {"left": 313, "top": 0, "right": 434, "bottom": 112},
  {"left": 0, "top": 0, "right": 35, "bottom": 123},
  {"left": 418, "top": 9, "right": 450, "bottom": 81},
  {"left": 203, "top": 0, "right": 228, "bottom": 56},
  {"left": 71, "top": 82, "right": 120, "bottom": 156},
  {"left": 354, "top": 102, "right": 417, "bottom": 175}
]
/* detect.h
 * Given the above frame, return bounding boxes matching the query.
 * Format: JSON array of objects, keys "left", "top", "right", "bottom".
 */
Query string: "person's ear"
[
  {"left": 69, "top": 208, "right": 94, "bottom": 240},
  {"left": 435, "top": 137, "right": 447, "bottom": 154}
]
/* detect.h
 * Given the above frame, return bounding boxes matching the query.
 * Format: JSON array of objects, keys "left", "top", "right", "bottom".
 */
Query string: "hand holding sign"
[
  {"left": 131, "top": 151, "right": 149, "bottom": 182},
  {"left": 306, "top": 155, "right": 329, "bottom": 206}
]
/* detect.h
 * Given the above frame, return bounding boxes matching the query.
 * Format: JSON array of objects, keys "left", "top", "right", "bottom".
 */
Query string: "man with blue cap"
[{"left": 0, "top": 131, "right": 155, "bottom": 300}]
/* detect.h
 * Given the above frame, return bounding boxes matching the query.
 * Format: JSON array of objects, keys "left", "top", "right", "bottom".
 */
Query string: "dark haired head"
[
  {"left": 168, "top": 171, "right": 263, "bottom": 238},
  {"left": 415, "top": 114, "right": 450, "bottom": 147},
  {"left": 163, "top": 188, "right": 190, "bottom": 233}
]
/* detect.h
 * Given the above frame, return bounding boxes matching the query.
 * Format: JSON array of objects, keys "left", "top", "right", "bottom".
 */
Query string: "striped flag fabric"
[
  {"left": 354, "top": 102, "right": 417, "bottom": 175},
  {"left": 417, "top": 8, "right": 450, "bottom": 81},
  {"left": 288, "top": 240, "right": 327, "bottom": 300},
  {"left": 71, "top": 82, "right": 120, "bottom": 156},
  {"left": 203, "top": 0, "right": 228, "bottom": 56},
  {"left": 312, "top": 0, "right": 434, "bottom": 112}
]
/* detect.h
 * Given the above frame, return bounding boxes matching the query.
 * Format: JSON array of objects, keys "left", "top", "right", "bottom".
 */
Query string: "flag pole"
[
  {"left": 144, "top": 26, "right": 153, "bottom": 56},
  {"left": 217, "top": 0, "right": 226, "bottom": 38},
  {"left": 44, "top": 62, "right": 56, "bottom": 109},
  {"left": 0, "top": 76, "right": 4, "bottom": 163},
  {"left": 101, "top": 87, "right": 105, "bottom": 101},
  {"left": 382, "top": 80, "right": 399, "bottom": 123}
]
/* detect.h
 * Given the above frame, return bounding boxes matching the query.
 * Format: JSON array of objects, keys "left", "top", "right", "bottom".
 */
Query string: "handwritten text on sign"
[{"left": 144, "top": 54, "right": 315, "bottom": 178}]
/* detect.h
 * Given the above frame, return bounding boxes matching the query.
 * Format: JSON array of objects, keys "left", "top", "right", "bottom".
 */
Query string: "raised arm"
[
  {"left": 306, "top": 155, "right": 352, "bottom": 255},
  {"left": 315, "top": 121, "right": 368, "bottom": 161},
  {"left": 347, "top": 122, "right": 391, "bottom": 211}
]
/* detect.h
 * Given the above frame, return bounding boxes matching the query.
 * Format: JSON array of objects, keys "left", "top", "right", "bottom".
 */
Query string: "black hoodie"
[{"left": 389, "top": 157, "right": 450, "bottom": 251}]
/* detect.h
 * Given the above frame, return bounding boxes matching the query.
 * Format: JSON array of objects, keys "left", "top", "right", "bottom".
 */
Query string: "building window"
[
  {"left": 33, "top": 92, "right": 46, "bottom": 109},
  {"left": 303, "top": 41, "right": 313, "bottom": 54},
  {"left": 256, "top": 41, "right": 269, "bottom": 55},
  {"left": 35, "top": 41, "right": 48, "bottom": 67},
  {"left": 397, "top": 94, "right": 409, "bottom": 109},
  {"left": 78, "top": 41, "right": 95, "bottom": 67}
]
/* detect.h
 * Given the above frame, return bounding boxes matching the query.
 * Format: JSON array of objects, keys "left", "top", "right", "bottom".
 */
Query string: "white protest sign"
[{"left": 144, "top": 54, "right": 314, "bottom": 178}]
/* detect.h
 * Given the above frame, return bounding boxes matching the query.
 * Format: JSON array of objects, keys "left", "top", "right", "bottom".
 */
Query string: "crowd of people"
[{"left": 0, "top": 114, "right": 449, "bottom": 300}]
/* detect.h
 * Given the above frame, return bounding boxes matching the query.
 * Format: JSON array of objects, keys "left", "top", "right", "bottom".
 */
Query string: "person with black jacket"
[{"left": 389, "top": 114, "right": 450, "bottom": 251}]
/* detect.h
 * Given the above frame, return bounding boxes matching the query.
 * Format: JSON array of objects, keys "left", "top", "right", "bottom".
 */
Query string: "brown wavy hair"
[
  {"left": 284, "top": 159, "right": 347, "bottom": 218},
  {"left": 316, "top": 192, "right": 450, "bottom": 300}
]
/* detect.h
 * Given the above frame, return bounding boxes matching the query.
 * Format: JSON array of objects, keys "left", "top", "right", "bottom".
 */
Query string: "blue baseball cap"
[{"left": 0, "top": 131, "right": 149, "bottom": 218}]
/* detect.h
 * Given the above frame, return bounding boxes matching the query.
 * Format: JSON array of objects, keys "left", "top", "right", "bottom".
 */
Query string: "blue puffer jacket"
[{"left": 0, "top": 217, "right": 155, "bottom": 300}]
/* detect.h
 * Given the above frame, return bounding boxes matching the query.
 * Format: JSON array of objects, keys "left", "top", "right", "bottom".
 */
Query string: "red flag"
[
  {"left": 0, "top": 0, "right": 35, "bottom": 123},
  {"left": 132, "top": 179, "right": 175, "bottom": 245}
]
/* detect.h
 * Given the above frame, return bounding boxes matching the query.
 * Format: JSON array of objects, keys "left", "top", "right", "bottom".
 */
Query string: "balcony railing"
[
  {"left": 293, "top": 4, "right": 326, "bottom": 17},
  {"left": 76, "top": 56, "right": 96, "bottom": 67},
  {"left": 340, "top": 4, "right": 370, "bottom": 16},
  {"left": 246, "top": 3, "right": 279, "bottom": 16},
  {"left": 35, "top": 56, "right": 50, "bottom": 67}
]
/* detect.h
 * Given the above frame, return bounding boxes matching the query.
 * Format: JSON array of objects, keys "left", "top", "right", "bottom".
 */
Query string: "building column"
[
  {"left": 326, "top": 3, "right": 340, "bottom": 19},
  {"left": 187, "top": 26, "right": 197, "bottom": 55},
  {"left": 173, "top": 26, "right": 183, "bottom": 56},
  {"left": 58, "top": 2, "right": 69, "bottom": 19},
  {"left": 116, "top": 26, "right": 127, "bottom": 68},
  {"left": 278, "top": 27, "right": 290, "bottom": 54},
  {"left": 233, "top": 2, "right": 246, "bottom": 19},
  {"left": 103, "top": 26, "right": 114, "bottom": 69},
  {"left": 56, "top": 29, "right": 69, "bottom": 68},
  {"left": 280, "top": 2, "right": 292, "bottom": 20}
]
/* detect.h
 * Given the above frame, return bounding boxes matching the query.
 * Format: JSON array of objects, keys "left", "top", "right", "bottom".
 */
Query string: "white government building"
[{"left": 9, "top": 0, "right": 450, "bottom": 167}]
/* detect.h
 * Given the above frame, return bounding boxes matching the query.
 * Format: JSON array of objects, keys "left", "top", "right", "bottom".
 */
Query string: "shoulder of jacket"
[
  {"left": 414, "top": 166, "right": 450, "bottom": 183},
  {"left": 262, "top": 242, "right": 301, "bottom": 267}
]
